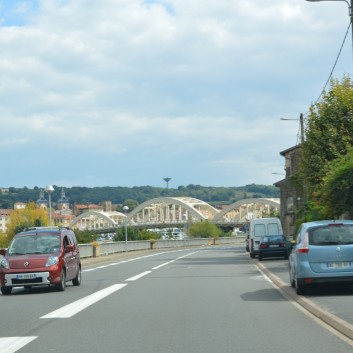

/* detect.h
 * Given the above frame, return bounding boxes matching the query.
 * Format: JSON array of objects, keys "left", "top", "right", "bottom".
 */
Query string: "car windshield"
[
  {"left": 8, "top": 234, "right": 60, "bottom": 255},
  {"left": 309, "top": 224, "right": 353, "bottom": 245}
]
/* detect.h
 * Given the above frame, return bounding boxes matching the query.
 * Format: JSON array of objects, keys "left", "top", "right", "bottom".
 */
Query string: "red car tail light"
[
  {"left": 259, "top": 244, "right": 268, "bottom": 249},
  {"left": 297, "top": 231, "right": 310, "bottom": 253},
  {"left": 297, "top": 247, "right": 309, "bottom": 253}
]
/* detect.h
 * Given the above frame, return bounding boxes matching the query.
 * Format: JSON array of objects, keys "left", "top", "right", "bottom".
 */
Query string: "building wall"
[
  {"left": 0, "top": 210, "right": 10, "bottom": 234},
  {"left": 275, "top": 145, "right": 305, "bottom": 238}
]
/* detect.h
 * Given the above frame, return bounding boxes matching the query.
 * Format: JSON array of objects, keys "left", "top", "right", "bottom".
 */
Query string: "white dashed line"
[
  {"left": 126, "top": 271, "right": 152, "bottom": 281},
  {"left": 41, "top": 284, "right": 127, "bottom": 319},
  {"left": 0, "top": 337, "right": 37, "bottom": 353}
]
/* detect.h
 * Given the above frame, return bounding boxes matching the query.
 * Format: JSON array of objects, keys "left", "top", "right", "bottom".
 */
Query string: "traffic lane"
[
  {"left": 255, "top": 255, "right": 353, "bottom": 337},
  {"left": 0, "top": 248, "right": 206, "bottom": 338},
  {"left": 16, "top": 247, "right": 353, "bottom": 353}
]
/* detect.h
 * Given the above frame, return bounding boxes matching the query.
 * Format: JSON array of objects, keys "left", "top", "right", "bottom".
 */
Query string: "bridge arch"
[
  {"left": 68, "top": 197, "right": 280, "bottom": 231},
  {"left": 213, "top": 198, "right": 280, "bottom": 224},
  {"left": 127, "top": 197, "right": 219, "bottom": 226},
  {"left": 69, "top": 211, "right": 127, "bottom": 230}
]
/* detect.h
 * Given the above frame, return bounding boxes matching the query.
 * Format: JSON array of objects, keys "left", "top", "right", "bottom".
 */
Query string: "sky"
[{"left": 0, "top": 0, "right": 352, "bottom": 189}]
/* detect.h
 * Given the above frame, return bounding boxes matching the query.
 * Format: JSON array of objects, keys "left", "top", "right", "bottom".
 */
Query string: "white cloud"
[{"left": 0, "top": 0, "right": 351, "bottom": 188}]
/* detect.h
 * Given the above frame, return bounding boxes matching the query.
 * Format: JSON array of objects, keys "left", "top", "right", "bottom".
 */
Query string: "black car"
[{"left": 258, "top": 235, "right": 289, "bottom": 261}]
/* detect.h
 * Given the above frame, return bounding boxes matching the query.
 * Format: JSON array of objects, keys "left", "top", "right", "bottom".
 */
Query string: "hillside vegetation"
[{"left": 0, "top": 184, "right": 279, "bottom": 209}]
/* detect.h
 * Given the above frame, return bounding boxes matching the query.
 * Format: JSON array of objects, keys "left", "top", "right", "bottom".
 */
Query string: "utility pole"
[{"left": 300, "top": 113, "right": 305, "bottom": 144}]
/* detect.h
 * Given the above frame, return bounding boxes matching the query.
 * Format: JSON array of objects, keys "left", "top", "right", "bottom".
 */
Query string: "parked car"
[
  {"left": 249, "top": 217, "right": 283, "bottom": 258},
  {"left": 258, "top": 235, "right": 289, "bottom": 261},
  {"left": 0, "top": 226, "right": 81, "bottom": 295},
  {"left": 289, "top": 220, "right": 353, "bottom": 295}
]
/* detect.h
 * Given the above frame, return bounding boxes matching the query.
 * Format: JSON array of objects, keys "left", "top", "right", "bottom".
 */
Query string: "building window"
[{"left": 286, "top": 197, "right": 294, "bottom": 212}]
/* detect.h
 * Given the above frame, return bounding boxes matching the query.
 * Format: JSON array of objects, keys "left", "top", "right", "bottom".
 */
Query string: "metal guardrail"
[{"left": 78, "top": 237, "right": 239, "bottom": 258}]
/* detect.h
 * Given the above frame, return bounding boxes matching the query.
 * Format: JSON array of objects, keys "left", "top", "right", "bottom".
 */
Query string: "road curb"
[{"left": 256, "top": 261, "right": 353, "bottom": 341}]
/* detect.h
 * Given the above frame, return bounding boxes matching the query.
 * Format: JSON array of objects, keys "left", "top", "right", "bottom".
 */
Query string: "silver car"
[{"left": 289, "top": 220, "right": 353, "bottom": 295}]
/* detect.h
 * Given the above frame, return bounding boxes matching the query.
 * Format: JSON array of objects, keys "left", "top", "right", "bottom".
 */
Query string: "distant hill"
[{"left": 0, "top": 184, "right": 279, "bottom": 209}]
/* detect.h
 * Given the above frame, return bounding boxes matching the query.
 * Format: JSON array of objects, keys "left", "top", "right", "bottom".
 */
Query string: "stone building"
[{"left": 274, "top": 145, "right": 305, "bottom": 238}]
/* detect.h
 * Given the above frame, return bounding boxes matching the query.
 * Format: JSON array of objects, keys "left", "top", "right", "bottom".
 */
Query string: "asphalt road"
[{"left": 1, "top": 246, "right": 353, "bottom": 353}]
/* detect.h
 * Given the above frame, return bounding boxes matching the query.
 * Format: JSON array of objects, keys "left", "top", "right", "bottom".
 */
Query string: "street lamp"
[
  {"left": 45, "top": 185, "right": 55, "bottom": 226},
  {"left": 123, "top": 205, "right": 129, "bottom": 252},
  {"left": 306, "top": 0, "right": 353, "bottom": 62},
  {"left": 281, "top": 113, "right": 305, "bottom": 143}
]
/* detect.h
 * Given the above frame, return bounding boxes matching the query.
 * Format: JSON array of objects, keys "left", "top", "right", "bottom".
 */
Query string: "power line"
[{"left": 313, "top": 21, "right": 351, "bottom": 105}]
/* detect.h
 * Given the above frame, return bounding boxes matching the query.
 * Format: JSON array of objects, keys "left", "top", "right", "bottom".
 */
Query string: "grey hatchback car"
[{"left": 289, "top": 220, "right": 353, "bottom": 295}]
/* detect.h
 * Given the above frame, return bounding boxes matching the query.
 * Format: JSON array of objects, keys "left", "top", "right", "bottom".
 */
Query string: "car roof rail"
[{"left": 24, "top": 226, "right": 61, "bottom": 231}]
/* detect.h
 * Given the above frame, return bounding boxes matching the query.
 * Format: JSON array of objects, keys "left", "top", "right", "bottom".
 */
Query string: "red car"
[{"left": 0, "top": 226, "right": 81, "bottom": 295}]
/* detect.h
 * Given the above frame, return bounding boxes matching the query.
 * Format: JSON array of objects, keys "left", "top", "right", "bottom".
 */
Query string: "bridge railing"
[{"left": 78, "top": 237, "right": 238, "bottom": 258}]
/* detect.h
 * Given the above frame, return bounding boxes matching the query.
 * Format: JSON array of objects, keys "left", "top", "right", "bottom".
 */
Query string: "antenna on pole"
[{"left": 163, "top": 177, "right": 172, "bottom": 189}]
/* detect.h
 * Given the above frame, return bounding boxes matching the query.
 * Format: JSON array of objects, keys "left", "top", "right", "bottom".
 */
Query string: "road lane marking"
[
  {"left": 152, "top": 251, "right": 201, "bottom": 270},
  {"left": 0, "top": 337, "right": 37, "bottom": 353},
  {"left": 126, "top": 271, "right": 151, "bottom": 281},
  {"left": 82, "top": 249, "right": 198, "bottom": 272},
  {"left": 152, "top": 262, "right": 170, "bottom": 270},
  {"left": 40, "top": 284, "right": 127, "bottom": 319}
]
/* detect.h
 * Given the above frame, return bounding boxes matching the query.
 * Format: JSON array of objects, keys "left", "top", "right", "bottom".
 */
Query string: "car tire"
[
  {"left": 72, "top": 267, "right": 81, "bottom": 286},
  {"left": 1, "top": 286, "right": 12, "bottom": 295},
  {"left": 56, "top": 270, "right": 66, "bottom": 291},
  {"left": 289, "top": 265, "right": 295, "bottom": 288},
  {"left": 259, "top": 252, "right": 263, "bottom": 261},
  {"left": 295, "top": 280, "right": 306, "bottom": 295}
]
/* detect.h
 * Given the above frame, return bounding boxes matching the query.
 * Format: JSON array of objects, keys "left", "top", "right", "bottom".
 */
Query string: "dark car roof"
[{"left": 17, "top": 226, "right": 72, "bottom": 237}]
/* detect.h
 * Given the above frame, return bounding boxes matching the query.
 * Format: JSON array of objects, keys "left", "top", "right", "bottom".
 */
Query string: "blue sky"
[
  {"left": 0, "top": 0, "right": 351, "bottom": 188},
  {"left": 0, "top": 0, "right": 39, "bottom": 26}
]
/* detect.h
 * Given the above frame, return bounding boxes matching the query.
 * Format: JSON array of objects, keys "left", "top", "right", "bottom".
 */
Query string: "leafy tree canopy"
[
  {"left": 189, "top": 221, "right": 222, "bottom": 238},
  {"left": 299, "top": 76, "right": 353, "bottom": 220},
  {"left": 5, "top": 202, "right": 48, "bottom": 243},
  {"left": 301, "top": 76, "right": 353, "bottom": 188},
  {"left": 320, "top": 147, "right": 353, "bottom": 218}
]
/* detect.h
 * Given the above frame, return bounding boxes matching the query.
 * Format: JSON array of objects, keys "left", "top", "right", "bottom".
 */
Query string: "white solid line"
[
  {"left": 0, "top": 337, "right": 37, "bottom": 353},
  {"left": 126, "top": 271, "right": 152, "bottom": 281},
  {"left": 41, "top": 284, "right": 127, "bottom": 319}
]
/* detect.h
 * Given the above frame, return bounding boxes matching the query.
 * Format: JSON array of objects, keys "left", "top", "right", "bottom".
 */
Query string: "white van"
[{"left": 249, "top": 217, "right": 283, "bottom": 258}]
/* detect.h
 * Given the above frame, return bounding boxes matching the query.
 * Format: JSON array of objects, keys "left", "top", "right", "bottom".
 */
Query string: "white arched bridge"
[{"left": 69, "top": 197, "right": 280, "bottom": 232}]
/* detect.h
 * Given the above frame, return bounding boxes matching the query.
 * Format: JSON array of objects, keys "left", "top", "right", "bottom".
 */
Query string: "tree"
[
  {"left": 120, "top": 199, "right": 139, "bottom": 212},
  {"left": 319, "top": 147, "right": 353, "bottom": 218},
  {"left": 299, "top": 76, "right": 353, "bottom": 219},
  {"left": 5, "top": 202, "right": 48, "bottom": 242},
  {"left": 74, "top": 230, "right": 98, "bottom": 244},
  {"left": 0, "top": 231, "right": 7, "bottom": 247},
  {"left": 189, "top": 221, "right": 221, "bottom": 238}
]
